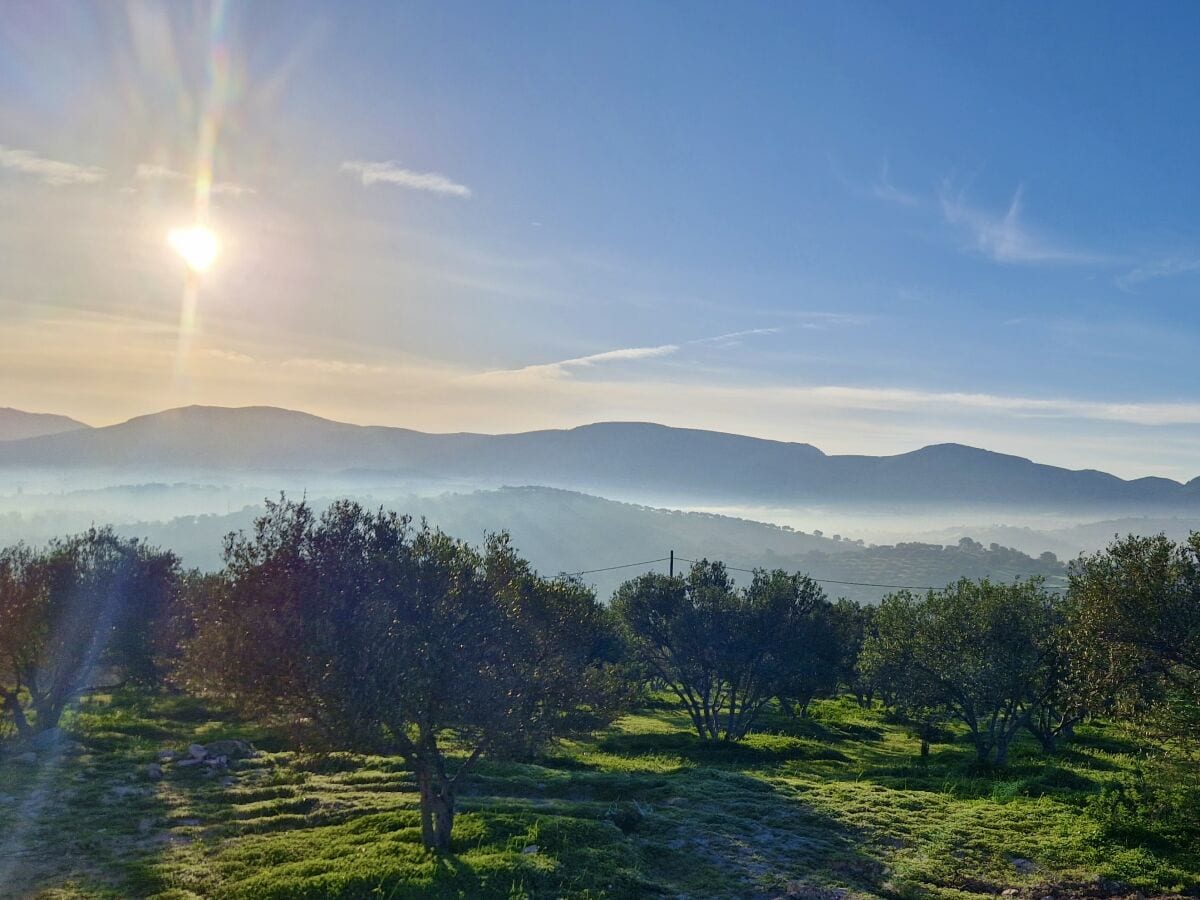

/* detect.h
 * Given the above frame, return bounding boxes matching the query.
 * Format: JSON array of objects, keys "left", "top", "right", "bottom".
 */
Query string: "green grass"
[{"left": 1, "top": 691, "right": 1195, "bottom": 899}]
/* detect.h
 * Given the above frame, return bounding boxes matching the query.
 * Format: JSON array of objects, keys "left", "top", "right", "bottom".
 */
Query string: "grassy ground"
[{"left": 0, "top": 691, "right": 1196, "bottom": 899}]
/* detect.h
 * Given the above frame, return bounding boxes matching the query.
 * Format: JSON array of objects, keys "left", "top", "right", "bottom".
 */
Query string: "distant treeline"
[{"left": 1, "top": 497, "right": 1196, "bottom": 851}]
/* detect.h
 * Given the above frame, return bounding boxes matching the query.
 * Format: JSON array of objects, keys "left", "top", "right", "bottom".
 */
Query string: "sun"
[{"left": 168, "top": 226, "right": 219, "bottom": 272}]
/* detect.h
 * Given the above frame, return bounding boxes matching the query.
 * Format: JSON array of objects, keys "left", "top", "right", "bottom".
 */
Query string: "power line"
[
  {"left": 559, "top": 552, "right": 1067, "bottom": 594},
  {"left": 673, "top": 556, "right": 942, "bottom": 590},
  {"left": 560, "top": 557, "right": 671, "bottom": 578}
]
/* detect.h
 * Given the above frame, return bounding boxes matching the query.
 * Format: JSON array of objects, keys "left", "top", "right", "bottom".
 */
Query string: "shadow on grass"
[
  {"left": 595, "top": 729, "right": 851, "bottom": 766},
  {"left": 753, "top": 711, "right": 885, "bottom": 745},
  {"left": 461, "top": 763, "right": 889, "bottom": 897},
  {"left": 0, "top": 689, "right": 236, "bottom": 898},
  {"left": 627, "top": 767, "right": 888, "bottom": 896},
  {"left": 1069, "top": 726, "right": 1142, "bottom": 756}
]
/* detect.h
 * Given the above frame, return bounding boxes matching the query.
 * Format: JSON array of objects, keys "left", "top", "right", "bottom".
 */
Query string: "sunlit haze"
[
  {"left": 2, "top": 9, "right": 1199, "bottom": 894},
  {"left": 3, "top": 3, "right": 1200, "bottom": 480}
]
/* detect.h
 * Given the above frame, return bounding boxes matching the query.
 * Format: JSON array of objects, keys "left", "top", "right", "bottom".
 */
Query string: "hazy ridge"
[
  {"left": 1, "top": 405, "right": 1197, "bottom": 511},
  {"left": 0, "top": 407, "right": 90, "bottom": 442}
]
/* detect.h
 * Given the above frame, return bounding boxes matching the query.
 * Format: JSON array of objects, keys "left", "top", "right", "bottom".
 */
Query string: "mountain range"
[
  {"left": 0, "top": 407, "right": 90, "bottom": 442},
  {"left": 2, "top": 404, "right": 1197, "bottom": 510}
]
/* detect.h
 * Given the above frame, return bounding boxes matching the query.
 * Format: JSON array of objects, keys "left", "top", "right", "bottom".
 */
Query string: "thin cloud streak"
[
  {"left": 0, "top": 145, "right": 105, "bottom": 185},
  {"left": 691, "top": 327, "right": 780, "bottom": 344},
  {"left": 479, "top": 343, "right": 680, "bottom": 381},
  {"left": 477, "top": 327, "right": 783, "bottom": 382},
  {"left": 340, "top": 160, "right": 472, "bottom": 198}
]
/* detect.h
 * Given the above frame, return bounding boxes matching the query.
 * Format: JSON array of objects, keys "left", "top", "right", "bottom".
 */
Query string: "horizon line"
[{"left": 4, "top": 401, "right": 1197, "bottom": 485}]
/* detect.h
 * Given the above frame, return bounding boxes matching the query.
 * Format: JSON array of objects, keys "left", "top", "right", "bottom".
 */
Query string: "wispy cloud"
[
  {"left": 136, "top": 162, "right": 185, "bottom": 181},
  {"left": 830, "top": 155, "right": 921, "bottom": 208},
  {"left": 872, "top": 159, "right": 920, "bottom": 207},
  {"left": 482, "top": 344, "right": 679, "bottom": 381},
  {"left": 135, "top": 162, "right": 256, "bottom": 197},
  {"left": 687, "top": 327, "right": 782, "bottom": 348},
  {"left": 1117, "top": 255, "right": 1200, "bottom": 290},
  {"left": 939, "top": 182, "right": 1100, "bottom": 265},
  {"left": 477, "top": 327, "right": 784, "bottom": 382},
  {"left": 340, "top": 160, "right": 472, "bottom": 198},
  {"left": 0, "top": 145, "right": 105, "bottom": 186},
  {"left": 211, "top": 181, "right": 257, "bottom": 197},
  {"left": 691, "top": 327, "right": 780, "bottom": 344}
]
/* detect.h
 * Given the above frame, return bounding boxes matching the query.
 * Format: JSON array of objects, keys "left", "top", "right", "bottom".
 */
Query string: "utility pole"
[{"left": 669, "top": 549, "right": 674, "bottom": 578}]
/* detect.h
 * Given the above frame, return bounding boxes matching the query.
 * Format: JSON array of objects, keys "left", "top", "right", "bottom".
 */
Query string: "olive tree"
[
  {"left": 613, "top": 560, "right": 835, "bottom": 741},
  {"left": 1023, "top": 606, "right": 1087, "bottom": 753},
  {"left": 860, "top": 578, "right": 1060, "bottom": 766},
  {"left": 0, "top": 530, "right": 178, "bottom": 740},
  {"left": 180, "top": 498, "right": 625, "bottom": 851},
  {"left": 828, "top": 598, "right": 877, "bottom": 707},
  {"left": 1068, "top": 532, "right": 1200, "bottom": 745}
]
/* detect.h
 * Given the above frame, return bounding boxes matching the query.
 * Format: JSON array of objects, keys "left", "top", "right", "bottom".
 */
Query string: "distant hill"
[
  {"left": 911, "top": 516, "right": 1200, "bottom": 561},
  {"left": 1, "top": 404, "right": 1196, "bottom": 511},
  {"left": 13, "top": 485, "right": 1057, "bottom": 604},
  {"left": 0, "top": 408, "right": 89, "bottom": 442}
]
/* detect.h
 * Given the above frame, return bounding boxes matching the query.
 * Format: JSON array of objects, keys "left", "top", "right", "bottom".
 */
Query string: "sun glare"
[{"left": 168, "top": 226, "right": 219, "bottom": 272}]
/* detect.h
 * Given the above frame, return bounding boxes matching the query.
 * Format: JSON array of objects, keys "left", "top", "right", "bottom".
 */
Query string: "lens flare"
[{"left": 168, "top": 226, "right": 219, "bottom": 272}]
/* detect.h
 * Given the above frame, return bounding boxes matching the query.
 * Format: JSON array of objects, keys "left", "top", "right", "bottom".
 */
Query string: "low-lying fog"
[
  {"left": 4, "top": 469, "right": 1194, "bottom": 603},
  {"left": 681, "top": 503, "right": 1200, "bottom": 561}
]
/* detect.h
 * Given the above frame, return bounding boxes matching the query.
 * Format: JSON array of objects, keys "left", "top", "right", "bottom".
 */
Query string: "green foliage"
[
  {"left": 612, "top": 561, "right": 837, "bottom": 742},
  {"left": 861, "top": 578, "right": 1061, "bottom": 765},
  {"left": 179, "top": 498, "right": 627, "bottom": 850},
  {"left": 0, "top": 529, "right": 178, "bottom": 739},
  {"left": 1086, "top": 756, "right": 1200, "bottom": 850},
  {"left": 827, "top": 598, "right": 876, "bottom": 705},
  {"left": 1068, "top": 531, "right": 1200, "bottom": 745},
  {"left": 5, "top": 524, "right": 1200, "bottom": 896}
]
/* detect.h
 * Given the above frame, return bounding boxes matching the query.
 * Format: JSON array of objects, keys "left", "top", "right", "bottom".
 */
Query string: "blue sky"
[{"left": 2, "top": 1, "right": 1200, "bottom": 478}]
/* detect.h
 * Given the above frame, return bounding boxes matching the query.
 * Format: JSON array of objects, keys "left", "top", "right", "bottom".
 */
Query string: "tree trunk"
[
  {"left": 994, "top": 736, "right": 1010, "bottom": 767},
  {"left": 1, "top": 690, "right": 32, "bottom": 739},
  {"left": 1031, "top": 725, "right": 1058, "bottom": 754},
  {"left": 972, "top": 732, "right": 993, "bottom": 765},
  {"left": 32, "top": 696, "right": 65, "bottom": 735},
  {"left": 417, "top": 770, "right": 435, "bottom": 849},
  {"left": 415, "top": 766, "right": 456, "bottom": 852},
  {"left": 724, "top": 690, "right": 738, "bottom": 741},
  {"left": 431, "top": 786, "right": 454, "bottom": 851}
]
